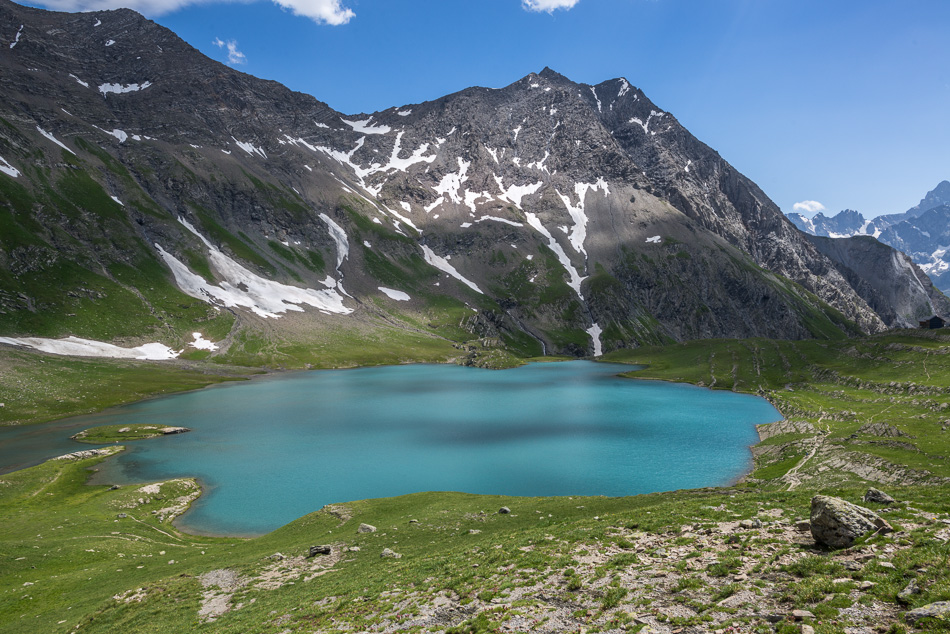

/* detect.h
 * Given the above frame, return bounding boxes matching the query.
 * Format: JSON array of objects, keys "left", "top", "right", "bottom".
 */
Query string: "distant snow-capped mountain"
[{"left": 787, "top": 181, "right": 950, "bottom": 294}]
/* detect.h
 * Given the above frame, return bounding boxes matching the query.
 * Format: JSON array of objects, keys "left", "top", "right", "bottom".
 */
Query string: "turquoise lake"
[{"left": 0, "top": 361, "right": 781, "bottom": 536}]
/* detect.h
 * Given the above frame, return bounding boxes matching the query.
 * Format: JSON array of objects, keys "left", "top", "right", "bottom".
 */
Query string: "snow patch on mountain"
[
  {"left": 319, "top": 212, "right": 349, "bottom": 270},
  {"left": 524, "top": 211, "right": 586, "bottom": 298},
  {"left": 341, "top": 118, "right": 391, "bottom": 135},
  {"left": 476, "top": 215, "right": 523, "bottom": 227},
  {"left": 431, "top": 158, "right": 471, "bottom": 207},
  {"left": 421, "top": 245, "right": 483, "bottom": 294},
  {"left": 189, "top": 332, "right": 218, "bottom": 351},
  {"left": 586, "top": 323, "right": 603, "bottom": 357},
  {"left": 628, "top": 110, "right": 665, "bottom": 135},
  {"left": 0, "top": 335, "right": 180, "bottom": 360},
  {"left": 158, "top": 218, "right": 351, "bottom": 318},
  {"left": 378, "top": 287, "right": 410, "bottom": 301},
  {"left": 99, "top": 81, "right": 152, "bottom": 95},
  {"left": 590, "top": 86, "right": 602, "bottom": 112},
  {"left": 556, "top": 179, "right": 609, "bottom": 255},
  {"left": 233, "top": 138, "right": 267, "bottom": 159},
  {"left": 0, "top": 155, "right": 20, "bottom": 178},
  {"left": 494, "top": 176, "right": 542, "bottom": 208},
  {"left": 69, "top": 74, "right": 89, "bottom": 88},
  {"left": 36, "top": 126, "right": 75, "bottom": 155},
  {"left": 9, "top": 24, "right": 22, "bottom": 49}
]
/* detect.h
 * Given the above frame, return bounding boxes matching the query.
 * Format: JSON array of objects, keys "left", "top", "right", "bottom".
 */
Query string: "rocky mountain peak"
[
  {"left": 909, "top": 179, "right": 950, "bottom": 217},
  {"left": 2, "top": 0, "right": 946, "bottom": 359}
]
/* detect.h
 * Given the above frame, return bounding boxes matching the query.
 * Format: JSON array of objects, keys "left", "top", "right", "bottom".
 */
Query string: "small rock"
[
  {"left": 791, "top": 609, "right": 815, "bottom": 620},
  {"left": 108, "top": 485, "right": 121, "bottom": 491},
  {"left": 879, "top": 561, "right": 896, "bottom": 569},
  {"left": 762, "top": 614, "right": 784, "bottom": 623},
  {"left": 267, "top": 553, "right": 285, "bottom": 561},
  {"left": 864, "top": 488, "right": 896, "bottom": 504},
  {"left": 307, "top": 545, "right": 332, "bottom": 558},
  {"left": 348, "top": 546, "right": 360, "bottom": 552},
  {"left": 810, "top": 495, "right": 893, "bottom": 549},
  {"left": 380, "top": 548, "right": 401, "bottom": 559},
  {"left": 117, "top": 513, "right": 127, "bottom": 519},
  {"left": 801, "top": 625, "right": 815, "bottom": 634},
  {"left": 409, "top": 519, "right": 419, "bottom": 524},
  {"left": 498, "top": 507, "right": 511, "bottom": 514},
  {"left": 906, "top": 601, "right": 950, "bottom": 624},
  {"left": 858, "top": 581, "right": 876, "bottom": 590},
  {"left": 357, "top": 523, "right": 377, "bottom": 534},
  {"left": 795, "top": 520, "right": 811, "bottom": 532},
  {"left": 898, "top": 579, "right": 921, "bottom": 604},
  {"left": 468, "top": 529, "right": 481, "bottom": 535}
]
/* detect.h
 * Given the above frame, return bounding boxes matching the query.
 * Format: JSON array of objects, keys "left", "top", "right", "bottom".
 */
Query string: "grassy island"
[{"left": 71, "top": 424, "right": 191, "bottom": 444}]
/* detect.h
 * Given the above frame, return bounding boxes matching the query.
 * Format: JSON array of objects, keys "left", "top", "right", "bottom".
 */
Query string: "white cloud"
[
  {"left": 271, "top": 0, "right": 354, "bottom": 24},
  {"left": 793, "top": 200, "right": 826, "bottom": 213},
  {"left": 522, "top": 0, "right": 580, "bottom": 13},
  {"left": 29, "top": 0, "right": 354, "bottom": 25},
  {"left": 214, "top": 37, "right": 246, "bottom": 65}
]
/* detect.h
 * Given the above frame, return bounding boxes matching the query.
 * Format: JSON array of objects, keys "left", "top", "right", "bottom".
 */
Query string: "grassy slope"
[
  {"left": 1, "top": 331, "right": 950, "bottom": 633},
  {"left": 0, "top": 349, "right": 259, "bottom": 426}
]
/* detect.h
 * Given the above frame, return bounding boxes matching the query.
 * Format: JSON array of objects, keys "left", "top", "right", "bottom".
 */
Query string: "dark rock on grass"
[
  {"left": 307, "top": 545, "right": 332, "bottom": 557},
  {"left": 897, "top": 579, "right": 921, "bottom": 604},
  {"left": 810, "top": 495, "right": 893, "bottom": 549},
  {"left": 905, "top": 601, "right": 950, "bottom": 624},
  {"left": 498, "top": 507, "right": 511, "bottom": 514},
  {"left": 864, "top": 487, "right": 897, "bottom": 504}
]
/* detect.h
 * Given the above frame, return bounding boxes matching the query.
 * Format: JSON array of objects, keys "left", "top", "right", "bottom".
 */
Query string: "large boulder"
[
  {"left": 810, "top": 495, "right": 893, "bottom": 548},
  {"left": 905, "top": 601, "right": 950, "bottom": 625},
  {"left": 863, "top": 488, "right": 896, "bottom": 504}
]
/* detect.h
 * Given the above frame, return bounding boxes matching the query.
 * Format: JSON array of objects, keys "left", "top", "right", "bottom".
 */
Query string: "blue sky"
[{"left": 25, "top": 0, "right": 950, "bottom": 218}]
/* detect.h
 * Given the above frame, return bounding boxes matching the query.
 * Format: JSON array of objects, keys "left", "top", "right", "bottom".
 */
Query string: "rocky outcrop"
[
  {"left": 905, "top": 601, "right": 950, "bottom": 625},
  {"left": 863, "top": 488, "right": 896, "bottom": 504},
  {"left": 810, "top": 495, "right": 892, "bottom": 548}
]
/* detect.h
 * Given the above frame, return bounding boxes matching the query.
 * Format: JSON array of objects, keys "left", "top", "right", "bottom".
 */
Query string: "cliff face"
[{"left": 0, "top": 0, "right": 928, "bottom": 359}]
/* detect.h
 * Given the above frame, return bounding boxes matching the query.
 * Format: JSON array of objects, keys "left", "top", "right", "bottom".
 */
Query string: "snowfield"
[{"left": 0, "top": 336, "right": 180, "bottom": 360}]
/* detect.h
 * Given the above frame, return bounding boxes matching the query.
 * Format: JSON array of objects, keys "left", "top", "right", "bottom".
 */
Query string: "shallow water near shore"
[{"left": 0, "top": 361, "right": 780, "bottom": 535}]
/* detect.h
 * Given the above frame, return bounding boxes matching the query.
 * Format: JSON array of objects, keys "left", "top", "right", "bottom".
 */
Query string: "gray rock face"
[
  {"left": 810, "top": 495, "right": 893, "bottom": 549},
  {"left": 357, "top": 523, "right": 376, "bottom": 534},
  {"left": 863, "top": 488, "right": 896, "bottom": 504},
  {"left": 905, "top": 601, "right": 950, "bottom": 624},
  {"left": 0, "top": 0, "right": 928, "bottom": 355},
  {"left": 805, "top": 234, "right": 950, "bottom": 329}
]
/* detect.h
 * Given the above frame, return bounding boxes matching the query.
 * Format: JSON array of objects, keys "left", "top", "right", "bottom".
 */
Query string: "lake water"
[{"left": 0, "top": 361, "right": 780, "bottom": 536}]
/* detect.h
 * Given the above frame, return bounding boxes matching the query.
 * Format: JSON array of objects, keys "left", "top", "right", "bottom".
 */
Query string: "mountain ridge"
[{"left": 1, "top": 0, "right": 946, "bottom": 366}]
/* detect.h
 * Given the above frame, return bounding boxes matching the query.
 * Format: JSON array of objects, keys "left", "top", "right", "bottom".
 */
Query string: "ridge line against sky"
[{"left": 13, "top": 0, "right": 950, "bottom": 218}]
